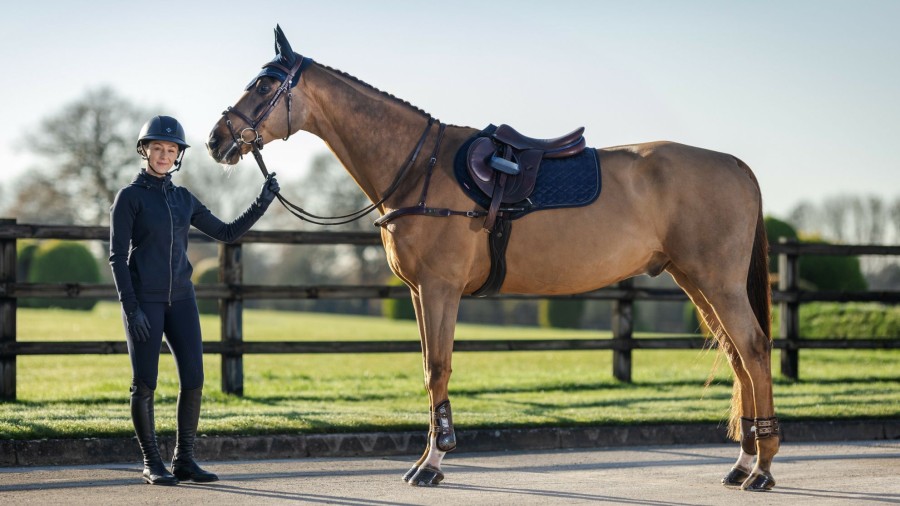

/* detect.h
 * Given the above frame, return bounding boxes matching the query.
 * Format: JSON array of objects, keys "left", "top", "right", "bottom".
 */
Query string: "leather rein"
[{"left": 221, "top": 57, "right": 461, "bottom": 227}]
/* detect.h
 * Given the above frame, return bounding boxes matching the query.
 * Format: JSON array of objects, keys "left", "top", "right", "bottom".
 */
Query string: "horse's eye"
[{"left": 257, "top": 84, "right": 271, "bottom": 95}]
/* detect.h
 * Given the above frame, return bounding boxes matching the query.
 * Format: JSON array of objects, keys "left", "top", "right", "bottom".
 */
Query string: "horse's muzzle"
[{"left": 206, "top": 132, "right": 241, "bottom": 165}]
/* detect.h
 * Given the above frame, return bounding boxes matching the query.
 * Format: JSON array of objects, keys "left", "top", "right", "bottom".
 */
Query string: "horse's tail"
[
  {"left": 747, "top": 202, "right": 772, "bottom": 340},
  {"left": 729, "top": 157, "right": 772, "bottom": 440}
]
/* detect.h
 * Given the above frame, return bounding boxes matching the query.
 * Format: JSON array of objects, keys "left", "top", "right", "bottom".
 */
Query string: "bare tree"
[
  {"left": 787, "top": 200, "right": 819, "bottom": 237},
  {"left": 259, "top": 152, "right": 392, "bottom": 314},
  {"left": 295, "top": 152, "right": 388, "bottom": 284},
  {"left": 177, "top": 160, "right": 260, "bottom": 221},
  {"left": 863, "top": 195, "right": 885, "bottom": 244},
  {"left": 13, "top": 87, "right": 151, "bottom": 225},
  {"left": 820, "top": 195, "right": 853, "bottom": 242},
  {"left": 890, "top": 197, "right": 900, "bottom": 244}
]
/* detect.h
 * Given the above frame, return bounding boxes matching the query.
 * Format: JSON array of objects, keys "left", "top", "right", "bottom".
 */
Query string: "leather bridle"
[
  {"left": 222, "top": 57, "right": 305, "bottom": 150},
  {"left": 220, "top": 55, "right": 441, "bottom": 226}
]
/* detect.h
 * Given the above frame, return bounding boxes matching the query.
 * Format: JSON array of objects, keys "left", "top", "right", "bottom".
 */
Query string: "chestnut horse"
[{"left": 207, "top": 26, "right": 779, "bottom": 491}]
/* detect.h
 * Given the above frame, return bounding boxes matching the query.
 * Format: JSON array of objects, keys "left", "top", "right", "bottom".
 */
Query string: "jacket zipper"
[{"left": 162, "top": 184, "right": 174, "bottom": 306}]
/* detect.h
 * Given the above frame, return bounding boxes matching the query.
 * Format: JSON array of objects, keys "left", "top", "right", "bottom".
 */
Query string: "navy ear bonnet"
[{"left": 245, "top": 25, "right": 313, "bottom": 90}]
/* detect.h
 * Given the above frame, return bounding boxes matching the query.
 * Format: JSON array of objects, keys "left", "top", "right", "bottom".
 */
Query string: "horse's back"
[
  {"left": 599, "top": 140, "right": 760, "bottom": 219},
  {"left": 499, "top": 141, "right": 762, "bottom": 294},
  {"left": 598, "top": 140, "right": 762, "bottom": 271}
]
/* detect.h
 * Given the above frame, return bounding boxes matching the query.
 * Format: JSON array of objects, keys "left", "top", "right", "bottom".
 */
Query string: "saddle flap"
[
  {"left": 466, "top": 137, "right": 540, "bottom": 203},
  {"left": 466, "top": 137, "right": 499, "bottom": 196}
]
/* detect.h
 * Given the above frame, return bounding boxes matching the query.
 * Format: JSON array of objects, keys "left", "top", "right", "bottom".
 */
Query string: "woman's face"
[{"left": 145, "top": 140, "right": 180, "bottom": 174}]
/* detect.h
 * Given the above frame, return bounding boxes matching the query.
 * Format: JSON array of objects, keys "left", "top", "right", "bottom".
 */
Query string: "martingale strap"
[{"left": 754, "top": 416, "right": 780, "bottom": 439}]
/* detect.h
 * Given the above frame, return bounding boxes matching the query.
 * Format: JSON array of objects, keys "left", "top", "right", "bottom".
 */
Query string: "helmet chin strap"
[
  {"left": 169, "top": 151, "right": 185, "bottom": 173},
  {"left": 141, "top": 146, "right": 185, "bottom": 176}
]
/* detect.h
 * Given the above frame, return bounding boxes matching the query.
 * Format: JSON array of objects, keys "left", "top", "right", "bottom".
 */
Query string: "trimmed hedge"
[
  {"left": 764, "top": 216, "right": 867, "bottom": 291},
  {"left": 683, "top": 302, "right": 714, "bottom": 337},
  {"left": 382, "top": 276, "right": 416, "bottom": 320},
  {"left": 538, "top": 298, "right": 586, "bottom": 329},
  {"left": 774, "top": 302, "right": 900, "bottom": 339},
  {"left": 16, "top": 241, "right": 40, "bottom": 308},
  {"left": 26, "top": 240, "right": 100, "bottom": 310},
  {"left": 686, "top": 301, "right": 898, "bottom": 339},
  {"left": 191, "top": 257, "right": 220, "bottom": 315},
  {"left": 765, "top": 216, "right": 798, "bottom": 273}
]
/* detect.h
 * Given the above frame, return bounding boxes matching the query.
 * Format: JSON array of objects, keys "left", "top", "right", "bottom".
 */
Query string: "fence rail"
[{"left": 1, "top": 219, "right": 898, "bottom": 400}]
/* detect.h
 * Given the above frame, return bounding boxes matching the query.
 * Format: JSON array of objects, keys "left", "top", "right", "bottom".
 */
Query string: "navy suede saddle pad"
[{"left": 453, "top": 125, "right": 602, "bottom": 219}]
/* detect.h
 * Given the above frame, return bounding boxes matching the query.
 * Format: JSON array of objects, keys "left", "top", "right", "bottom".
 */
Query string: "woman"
[{"left": 109, "top": 115, "right": 279, "bottom": 485}]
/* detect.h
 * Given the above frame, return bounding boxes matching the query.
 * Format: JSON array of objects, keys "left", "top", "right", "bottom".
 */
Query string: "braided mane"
[{"left": 316, "top": 62, "right": 433, "bottom": 118}]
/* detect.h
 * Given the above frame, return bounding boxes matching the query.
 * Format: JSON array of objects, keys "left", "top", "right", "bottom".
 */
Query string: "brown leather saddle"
[{"left": 466, "top": 124, "right": 586, "bottom": 231}]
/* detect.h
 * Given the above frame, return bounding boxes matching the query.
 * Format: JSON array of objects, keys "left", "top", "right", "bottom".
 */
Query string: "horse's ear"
[{"left": 274, "top": 24, "right": 295, "bottom": 61}]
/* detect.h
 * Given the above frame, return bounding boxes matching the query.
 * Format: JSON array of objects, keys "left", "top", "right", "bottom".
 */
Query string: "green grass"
[{"left": 1, "top": 303, "right": 897, "bottom": 440}]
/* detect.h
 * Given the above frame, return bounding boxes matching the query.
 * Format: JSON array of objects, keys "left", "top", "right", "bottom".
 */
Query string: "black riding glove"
[
  {"left": 256, "top": 173, "right": 280, "bottom": 207},
  {"left": 125, "top": 307, "right": 151, "bottom": 342}
]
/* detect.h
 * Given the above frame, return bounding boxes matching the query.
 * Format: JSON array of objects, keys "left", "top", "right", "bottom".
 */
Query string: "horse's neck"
[{"left": 301, "top": 65, "right": 431, "bottom": 204}]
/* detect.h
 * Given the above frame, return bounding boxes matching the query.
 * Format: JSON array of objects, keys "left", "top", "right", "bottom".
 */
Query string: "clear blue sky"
[{"left": 1, "top": 0, "right": 898, "bottom": 218}]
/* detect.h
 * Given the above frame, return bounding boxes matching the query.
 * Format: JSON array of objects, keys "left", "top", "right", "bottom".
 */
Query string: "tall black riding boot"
[
  {"left": 131, "top": 380, "right": 178, "bottom": 485},
  {"left": 171, "top": 387, "right": 219, "bottom": 482}
]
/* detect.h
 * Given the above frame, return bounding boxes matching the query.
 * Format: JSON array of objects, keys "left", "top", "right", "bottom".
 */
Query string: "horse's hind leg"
[
  {"left": 668, "top": 267, "right": 758, "bottom": 487},
  {"left": 700, "top": 287, "right": 780, "bottom": 491},
  {"left": 402, "top": 282, "right": 462, "bottom": 487}
]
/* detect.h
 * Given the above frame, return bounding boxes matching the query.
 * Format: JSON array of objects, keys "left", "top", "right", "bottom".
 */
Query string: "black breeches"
[{"left": 124, "top": 298, "right": 204, "bottom": 391}]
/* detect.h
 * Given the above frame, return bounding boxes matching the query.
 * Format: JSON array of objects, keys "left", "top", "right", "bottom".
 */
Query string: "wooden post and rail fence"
[{"left": 0, "top": 218, "right": 898, "bottom": 400}]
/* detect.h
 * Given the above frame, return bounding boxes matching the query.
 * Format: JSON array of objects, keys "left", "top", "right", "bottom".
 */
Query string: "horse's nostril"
[{"left": 207, "top": 136, "right": 218, "bottom": 147}]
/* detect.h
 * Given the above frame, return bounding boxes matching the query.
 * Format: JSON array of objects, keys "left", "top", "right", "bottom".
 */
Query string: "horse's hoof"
[
  {"left": 721, "top": 466, "right": 750, "bottom": 487},
  {"left": 401, "top": 464, "right": 419, "bottom": 483},
  {"left": 741, "top": 470, "right": 775, "bottom": 491},
  {"left": 407, "top": 465, "right": 444, "bottom": 487}
]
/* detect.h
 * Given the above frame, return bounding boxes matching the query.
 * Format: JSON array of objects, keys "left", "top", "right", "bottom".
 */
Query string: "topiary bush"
[
  {"left": 683, "top": 302, "right": 715, "bottom": 337},
  {"left": 538, "top": 298, "right": 586, "bottom": 329},
  {"left": 191, "top": 257, "right": 220, "bottom": 315},
  {"left": 798, "top": 244, "right": 867, "bottom": 291},
  {"left": 27, "top": 240, "right": 100, "bottom": 310},
  {"left": 764, "top": 216, "right": 799, "bottom": 273},
  {"left": 16, "top": 240, "right": 40, "bottom": 308},
  {"left": 765, "top": 217, "right": 867, "bottom": 291},
  {"left": 382, "top": 276, "right": 416, "bottom": 320},
  {"left": 773, "top": 303, "right": 899, "bottom": 339}
]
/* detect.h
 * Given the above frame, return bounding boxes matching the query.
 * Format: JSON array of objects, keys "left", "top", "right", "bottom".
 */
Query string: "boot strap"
[{"left": 754, "top": 416, "right": 780, "bottom": 439}]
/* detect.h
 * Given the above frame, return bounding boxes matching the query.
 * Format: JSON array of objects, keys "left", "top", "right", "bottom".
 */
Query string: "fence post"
[
  {"left": 220, "top": 242, "right": 244, "bottom": 396},
  {"left": 778, "top": 237, "right": 800, "bottom": 380},
  {"left": 0, "top": 218, "right": 16, "bottom": 400},
  {"left": 612, "top": 278, "right": 634, "bottom": 382}
]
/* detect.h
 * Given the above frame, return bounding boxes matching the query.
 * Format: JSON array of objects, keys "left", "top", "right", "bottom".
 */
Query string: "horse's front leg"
[
  {"left": 402, "top": 290, "right": 431, "bottom": 483},
  {"left": 402, "top": 283, "right": 462, "bottom": 487}
]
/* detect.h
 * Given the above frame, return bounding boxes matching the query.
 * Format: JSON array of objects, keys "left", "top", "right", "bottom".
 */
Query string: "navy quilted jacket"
[{"left": 109, "top": 170, "right": 270, "bottom": 313}]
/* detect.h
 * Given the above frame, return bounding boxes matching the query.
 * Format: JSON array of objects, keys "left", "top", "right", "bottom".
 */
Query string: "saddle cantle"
[{"left": 466, "top": 124, "right": 587, "bottom": 231}]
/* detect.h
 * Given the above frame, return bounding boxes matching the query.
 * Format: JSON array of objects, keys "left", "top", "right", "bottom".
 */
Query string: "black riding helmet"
[{"left": 136, "top": 116, "right": 190, "bottom": 170}]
